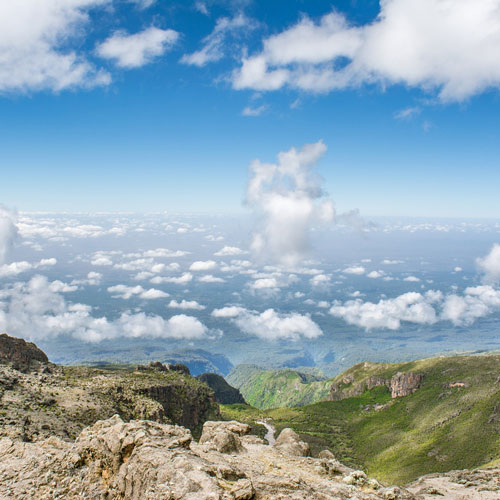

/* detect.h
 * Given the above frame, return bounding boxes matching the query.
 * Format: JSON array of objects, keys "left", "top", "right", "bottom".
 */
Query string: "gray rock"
[{"left": 273, "top": 427, "right": 311, "bottom": 457}]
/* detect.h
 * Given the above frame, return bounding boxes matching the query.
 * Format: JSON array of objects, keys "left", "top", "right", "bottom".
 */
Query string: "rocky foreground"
[{"left": 1, "top": 415, "right": 499, "bottom": 499}]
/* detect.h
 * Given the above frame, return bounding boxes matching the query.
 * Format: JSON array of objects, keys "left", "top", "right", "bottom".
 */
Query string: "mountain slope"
[{"left": 223, "top": 353, "right": 500, "bottom": 484}]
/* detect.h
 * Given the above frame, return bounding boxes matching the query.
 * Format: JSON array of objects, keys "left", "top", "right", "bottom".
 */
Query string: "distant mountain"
[
  {"left": 226, "top": 364, "right": 329, "bottom": 409},
  {"left": 196, "top": 373, "right": 246, "bottom": 405},
  {"left": 161, "top": 349, "right": 233, "bottom": 376},
  {"left": 223, "top": 353, "right": 500, "bottom": 485}
]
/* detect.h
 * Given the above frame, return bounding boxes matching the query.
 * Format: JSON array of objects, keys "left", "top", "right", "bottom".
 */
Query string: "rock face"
[
  {"left": 273, "top": 427, "right": 311, "bottom": 457},
  {"left": 0, "top": 333, "right": 49, "bottom": 372},
  {"left": 197, "top": 373, "right": 247, "bottom": 405},
  {"left": 390, "top": 372, "right": 423, "bottom": 398},
  {"left": 0, "top": 415, "right": 422, "bottom": 500},
  {"left": 329, "top": 371, "right": 423, "bottom": 401}
]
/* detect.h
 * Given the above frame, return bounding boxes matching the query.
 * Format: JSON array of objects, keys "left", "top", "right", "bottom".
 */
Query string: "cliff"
[{"left": 0, "top": 335, "right": 220, "bottom": 442}]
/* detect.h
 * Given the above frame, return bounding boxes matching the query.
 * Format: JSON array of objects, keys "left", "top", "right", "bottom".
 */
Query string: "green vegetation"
[
  {"left": 223, "top": 354, "right": 500, "bottom": 485},
  {"left": 226, "top": 364, "right": 329, "bottom": 409}
]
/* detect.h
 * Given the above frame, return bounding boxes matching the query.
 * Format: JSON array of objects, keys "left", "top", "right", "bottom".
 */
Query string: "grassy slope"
[
  {"left": 226, "top": 364, "right": 329, "bottom": 409},
  {"left": 222, "top": 354, "right": 500, "bottom": 485}
]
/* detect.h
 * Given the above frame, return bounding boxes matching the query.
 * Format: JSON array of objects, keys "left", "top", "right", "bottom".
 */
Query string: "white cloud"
[
  {"left": 242, "top": 104, "right": 267, "bottom": 116},
  {"left": 394, "top": 106, "right": 421, "bottom": 120},
  {"left": 211, "top": 305, "right": 247, "bottom": 318},
  {"left": 212, "top": 305, "right": 322, "bottom": 340},
  {"left": 330, "top": 291, "right": 438, "bottom": 330},
  {"left": 367, "top": 270, "right": 385, "bottom": 279},
  {"left": 71, "top": 271, "right": 102, "bottom": 286},
  {"left": 383, "top": 259, "right": 404, "bottom": 265},
  {"left": 310, "top": 274, "right": 331, "bottom": 287},
  {"left": 0, "top": 258, "right": 58, "bottom": 278},
  {"left": 214, "top": 246, "right": 246, "bottom": 256},
  {"left": 232, "top": 0, "right": 500, "bottom": 101},
  {"left": 181, "top": 14, "right": 252, "bottom": 67},
  {"left": 107, "top": 284, "right": 169, "bottom": 300},
  {"left": 330, "top": 283, "right": 500, "bottom": 330},
  {"left": 0, "top": 261, "right": 33, "bottom": 278},
  {"left": 168, "top": 299, "right": 205, "bottom": 310},
  {"left": 198, "top": 274, "right": 225, "bottom": 283},
  {"left": 343, "top": 265, "right": 365, "bottom": 275},
  {"left": 143, "top": 248, "right": 189, "bottom": 258},
  {"left": 246, "top": 141, "right": 335, "bottom": 267},
  {"left": 441, "top": 285, "right": 500, "bottom": 326},
  {"left": 476, "top": 243, "right": 500, "bottom": 283},
  {"left": 150, "top": 272, "right": 193, "bottom": 285},
  {"left": 0, "top": 275, "right": 208, "bottom": 342},
  {"left": 0, "top": 0, "right": 111, "bottom": 93},
  {"left": 0, "top": 206, "right": 18, "bottom": 265},
  {"left": 404, "top": 275, "right": 420, "bottom": 282},
  {"left": 190, "top": 260, "right": 217, "bottom": 271},
  {"left": 96, "top": 27, "right": 179, "bottom": 68}
]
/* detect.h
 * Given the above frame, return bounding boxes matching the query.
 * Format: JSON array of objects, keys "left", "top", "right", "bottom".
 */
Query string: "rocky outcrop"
[
  {"left": 0, "top": 415, "right": 422, "bottom": 500},
  {"left": 0, "top": 333, "right": 49, "bottom": 372},
  {"left": 390, "top": 372, "right": 423, "bottom": 398},
  {"left": 273, "top": 427, "right": 311, "bottom": 457},
  {"left": 197, "top": 373, "right": 247, "bottom": 405},
  {"left": 199, "top": 420, "right": 250, "bottom": 453},
  {"left": 407, "top": 468, "right": 500, "bottom": 499},
  {"left": 0, "top": 337, "right": 220, "bottom": 442},
  {"left": 329, "top": 371, "right": 423, "bottom": 401}
]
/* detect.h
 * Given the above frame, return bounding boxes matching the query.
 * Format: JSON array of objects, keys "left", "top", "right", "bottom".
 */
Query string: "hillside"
[
  {"left": 223, "top": 353, "right": 500, "bottom": 485},
  {"left": 0, "top": 334, "right": 220, "bottom": 441},
  {"left": 196, "top": 372, "right": 246, "bottom": 404},
  {"left": 226, "top": 364, "right": 329, "bottom": 409}
]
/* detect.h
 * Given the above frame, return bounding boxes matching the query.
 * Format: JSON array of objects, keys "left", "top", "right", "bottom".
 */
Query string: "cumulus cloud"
[
  {"left": 330, "top": 284, "right": 500, "bottom": 330},
  {"left": 0, "top": 0, "right": 111, "bottom": 93},
  {"left": 0, "top": 206, "right": 18, "bottom": 265},
  {"left": 246, "top": 141, "right": 335, "bottom": 267},
  {"left": 330, "top": 291, "right": 439, "bottom": 330},
  {"left": 232, "top": 0, "right": 500, "bottom": 101},
  {"left": 0, "top": 275, "right": 207, "bottom": 342},
  {"left": 214, "top": 246, "right": 246, "bottom": 256},
  {"left": 181, "top": 14, "right": 253, "bottom": 67},
  {"left": 211, "top": 306, "right": 322, "bottom": 340},
  {"left": 107, "top": 284, "right": 169, "bottom": 299},
  {"left": 96, "top": 27, "right": 179, "bottom": 68},
  {"left": 150, "top": 273, "right": 193, "bottom": 285},
  {"left": 476, "top": 243, "right": 500, "bottom": 283},
  {"left": 168, "top": 299, "right": 205, "bottom": 310},
  {"left": 198, "top": 274, "right": 225, "bottom": 283},
  {"left": 0, "top": 258, "right": 57, "bottom": 278},
  {"left": 190, "top": 260, "right": 217, "bottom": 271},
  {"left": 343, "top": 265, "right": 365, "bottom": 275}
]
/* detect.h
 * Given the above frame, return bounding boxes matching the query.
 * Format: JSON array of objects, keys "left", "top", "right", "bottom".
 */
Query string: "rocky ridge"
[{"left": 0, "top": 335, "right": 220, "bottom": 442}]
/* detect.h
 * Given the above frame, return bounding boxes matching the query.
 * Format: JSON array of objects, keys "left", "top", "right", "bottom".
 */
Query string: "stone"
[
  {"left": 318, "top": 449, "right": 335, "bottom": 459},
  {"left": 273, "top": 427, "right": 311, "bottom": 457},
  {"left": 199, "top": 420, "right": 250, "bottom": 454}
]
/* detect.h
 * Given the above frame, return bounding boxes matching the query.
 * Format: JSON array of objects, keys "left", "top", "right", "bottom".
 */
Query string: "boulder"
[
  {"left": 273, "top": 428, "right": 311, "bottom": 457},
  {"left": 199, "top": 420, "right": 250, "bottom": 454}
]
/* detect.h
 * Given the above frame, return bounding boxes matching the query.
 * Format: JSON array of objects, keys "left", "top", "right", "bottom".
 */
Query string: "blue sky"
[{"left": 1, "top": 0, "right": 500, "bottom": 217}]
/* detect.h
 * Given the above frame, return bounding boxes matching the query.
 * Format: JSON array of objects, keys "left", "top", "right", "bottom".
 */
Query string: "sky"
[{"left": 1, "top": 0, "right": 500, "bottom": 217}]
